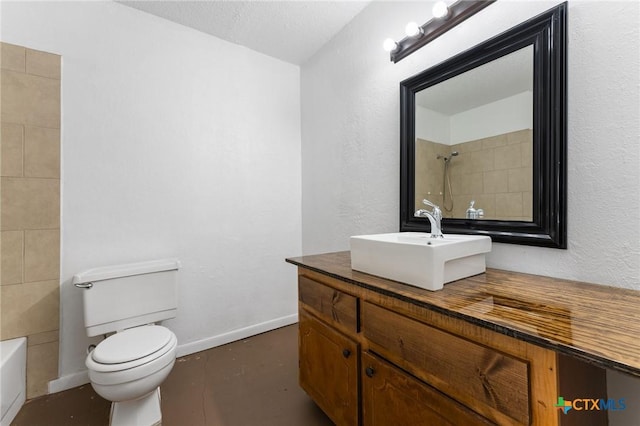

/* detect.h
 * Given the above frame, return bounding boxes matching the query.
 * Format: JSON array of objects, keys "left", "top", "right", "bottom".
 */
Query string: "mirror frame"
[{"left": 400, "top": 3, "right": 567, "bottom": 248}]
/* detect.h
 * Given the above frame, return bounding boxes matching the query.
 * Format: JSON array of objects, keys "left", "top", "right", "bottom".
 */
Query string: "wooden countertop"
[{"left": 286, "top": 251, "right": 640, "bottom": 377}]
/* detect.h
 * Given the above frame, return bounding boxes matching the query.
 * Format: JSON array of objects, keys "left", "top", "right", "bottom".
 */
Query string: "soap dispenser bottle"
[{"left": 466, "top": 201, "right": 477, "bottom": 219}]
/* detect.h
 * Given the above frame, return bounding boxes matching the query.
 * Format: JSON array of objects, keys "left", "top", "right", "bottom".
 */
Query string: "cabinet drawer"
[
  {"left": 299, "top": 275, "right": 358, "bottom": 333},
  {"left": 362, "top": 351, "right": 494, "bottom": 426},
  {"left": 362, "top": 302, "right": 529, "bottom": 425}
]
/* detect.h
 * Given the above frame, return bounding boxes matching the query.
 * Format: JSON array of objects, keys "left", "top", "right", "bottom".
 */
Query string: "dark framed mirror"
[{"left": 400, "top": 3, "right": 567, "bottom": 248}]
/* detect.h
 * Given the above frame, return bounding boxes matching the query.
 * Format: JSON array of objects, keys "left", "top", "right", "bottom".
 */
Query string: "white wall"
[
  {"left": 450, "top": 91, "right": 533, "bottom": 144},
  {"left": 301, "top": 1, "right": 639, "bottom": 424},
  {"left": 1, "top": 0, "right": 301, "bottom": 387},
  {"left": 415, "top": 105, "right": 449, "bottom": 143},
  {"left": 417, "top": 91, "right": 532, "bottom": 145}
]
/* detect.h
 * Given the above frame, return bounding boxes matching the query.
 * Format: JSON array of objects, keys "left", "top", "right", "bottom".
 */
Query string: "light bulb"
[
  {"left": 383, "top": 38, "right": 398, "bottom": 52},
  {"left": 405, "top": 22, "right": 423, "bottom": 38},
  {"left": 432, "top": 1, "right": 449, "bottom": 19}
]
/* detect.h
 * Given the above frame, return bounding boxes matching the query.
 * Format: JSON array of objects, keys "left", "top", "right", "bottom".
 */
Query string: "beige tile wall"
[
  {"left": 415, "top": 129, "right": 533, "bottom": 221},
  {"left": 1, "top": 41, "right": 61, "bottom": 398},
  {"left": 415, "top": 138, "right": 449, "bottom": 211}
]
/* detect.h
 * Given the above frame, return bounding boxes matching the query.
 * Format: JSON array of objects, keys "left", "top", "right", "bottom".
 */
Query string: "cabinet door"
[
  {"left": 362, "top": 352, "right": 494, "bottom": 426},
  {"left": 299, "top": 310, "right": 358, "bottom": 426}
]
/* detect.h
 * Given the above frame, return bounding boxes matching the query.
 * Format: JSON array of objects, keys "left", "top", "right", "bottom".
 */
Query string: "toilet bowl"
[
  {"left": 74, "top": 258, "right": 180, "bottom": 426},
  {"left": 86, "top": 325, "right": 178, "bottom": 425}
]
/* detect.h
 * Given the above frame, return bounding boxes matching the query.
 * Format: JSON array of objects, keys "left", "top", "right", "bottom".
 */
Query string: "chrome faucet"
[{"left": 414, "top": 199, "right": 444, "bottom": 238}]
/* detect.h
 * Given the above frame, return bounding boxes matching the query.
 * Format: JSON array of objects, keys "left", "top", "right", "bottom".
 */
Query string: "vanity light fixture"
[
  {"left": 383, "top": 38, "right": 399, "bottom": 53},
  {"left": 405, "top": 22, "right": 424, "bottom": 38},
  {"left": 384, "top": 0, "right": 496, "bottom": 63},
  {"left": 432, "top": 1, "right": 450, "bottom": 19}
]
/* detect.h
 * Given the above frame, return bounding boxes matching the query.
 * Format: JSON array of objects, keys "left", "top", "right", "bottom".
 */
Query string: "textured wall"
[
  {"left": 1, "top": 42, "right": 61, "bottom": 398},
  {"left": 301, "top": 1, "right": 639, "bottom": 424},
  {"left": 2, "top": 0, "right": 302, "bottom": 389}
]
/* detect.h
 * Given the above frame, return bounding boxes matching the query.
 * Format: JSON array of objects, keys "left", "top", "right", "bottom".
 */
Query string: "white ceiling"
[
  {"left": 117, "top": 0, "right": 371, "bottom": 65},
  {"left": 416, "top": 45, "right": 534, "bottom": 115}
]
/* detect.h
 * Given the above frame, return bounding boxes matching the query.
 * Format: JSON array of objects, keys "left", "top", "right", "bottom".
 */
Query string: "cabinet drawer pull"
[
  {"left": 365, "top": 366, "right": 375, "bottom": 378},
  {"left": 342, "top": 349, "right": 351, "bottom": 358}
]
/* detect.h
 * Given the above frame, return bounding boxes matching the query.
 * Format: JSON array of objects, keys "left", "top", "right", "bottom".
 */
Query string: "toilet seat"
[
  {"left": 87, "top": 325, "right": 177, "bottom": 374},
  {"left": 93, "top": 325, "right": 172, "bottom": 363}
]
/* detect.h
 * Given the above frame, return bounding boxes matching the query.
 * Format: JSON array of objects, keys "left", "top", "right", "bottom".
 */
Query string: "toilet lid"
[{"left": 92, "top": 325, "right": 173, "bottom": 364}]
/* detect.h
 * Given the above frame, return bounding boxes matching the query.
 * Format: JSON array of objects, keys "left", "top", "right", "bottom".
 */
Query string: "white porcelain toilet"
[{"left": 73, "top": 259, "right": 180, "bottom": 426}]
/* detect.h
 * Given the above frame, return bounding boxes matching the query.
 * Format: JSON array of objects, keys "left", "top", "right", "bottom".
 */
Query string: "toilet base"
[{"left": 110, "top": 387, "right": 162, "bottom": 426}]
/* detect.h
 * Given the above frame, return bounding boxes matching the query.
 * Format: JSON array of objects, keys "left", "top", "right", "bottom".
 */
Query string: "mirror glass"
[
  {"left": 414, "top": 46, "right": 533, "bottom": 221},
  {"left": 400, "top": 3, "right": 567, "bottom": 248}
]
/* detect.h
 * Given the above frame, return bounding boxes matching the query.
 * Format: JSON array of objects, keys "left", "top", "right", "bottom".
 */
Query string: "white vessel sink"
[{"left": 350, "top": 232, "right": 492, "bottom": 291}]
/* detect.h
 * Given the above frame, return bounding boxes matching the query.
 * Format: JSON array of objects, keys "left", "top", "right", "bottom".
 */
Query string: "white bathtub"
[{"left": 0, "top": 337, "right": 26, "bottom": 426}]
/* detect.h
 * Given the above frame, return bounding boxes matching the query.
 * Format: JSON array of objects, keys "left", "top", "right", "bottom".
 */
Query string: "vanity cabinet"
[
  {"left": 290, "top": 252, "right": 627, "bottom": 426},
  {"left": 298, "top": 274, "right": 522, "bottom": 425}
]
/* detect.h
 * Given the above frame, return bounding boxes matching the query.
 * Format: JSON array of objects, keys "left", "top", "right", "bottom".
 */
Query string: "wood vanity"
[{"left": 287, "top": 251, "right": 640, "bottom": 426}]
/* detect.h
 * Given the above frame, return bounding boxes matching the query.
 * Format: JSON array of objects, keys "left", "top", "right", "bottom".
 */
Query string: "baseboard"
[
  {"left": 48, "top": 313, "right": 299, "bottom": 394},
  {"left": 175, "top": 313, "right": 299, "bottom": 357},
  {"left": 48, "top": 370, "right": 89, "bottom": 394}
]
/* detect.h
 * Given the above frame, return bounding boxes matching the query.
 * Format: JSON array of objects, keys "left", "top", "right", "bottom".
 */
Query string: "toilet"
[{"left": 73, "top": 258, "right": 180, "bottom": 426}]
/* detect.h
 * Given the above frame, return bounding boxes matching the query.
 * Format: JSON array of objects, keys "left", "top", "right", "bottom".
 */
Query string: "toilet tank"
[{"left": 73, "top": 259, "right": 180, "bottom": 337}]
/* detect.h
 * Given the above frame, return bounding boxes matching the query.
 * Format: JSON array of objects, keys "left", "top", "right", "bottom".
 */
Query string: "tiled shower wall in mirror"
[
  {"left": 1, "top": 41, "right": 61, "bottom": 398},
  {"left": 415, "top": 129, "right": 532, "bottom": 221}
]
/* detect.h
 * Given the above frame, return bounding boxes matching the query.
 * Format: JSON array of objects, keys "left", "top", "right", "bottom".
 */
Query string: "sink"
[{"left": 350, "top": 232, "right": 491, "bottom": 291}]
